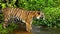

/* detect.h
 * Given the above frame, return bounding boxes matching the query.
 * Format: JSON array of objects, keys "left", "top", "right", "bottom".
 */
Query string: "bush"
[
  {"left": 0, "top": 12, "right": 4, "bottom": 23},
  {"left": 43, "top": 7, "right": 60, "bottom": 28},
  {"left": 33, "top": 7, "right": 60, "bottom": 28},
  {"left": 17, "top": 0, "right": 45, "bottom": 10},
  {"left": 0, "top": 23, "right": 18, "bottom": 34},
  {"left": 17, "top": 0, "right": 60, "bottom": 10}
]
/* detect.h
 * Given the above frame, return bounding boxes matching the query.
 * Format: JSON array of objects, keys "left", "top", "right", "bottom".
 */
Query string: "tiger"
[{"left": 2, "top": 7, "right": 45, "bottom": 32}]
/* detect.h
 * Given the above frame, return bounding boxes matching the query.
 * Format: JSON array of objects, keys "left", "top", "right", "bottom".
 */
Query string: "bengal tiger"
[{"left": 2, "top": 7, "right": 45, "bottom": 32}]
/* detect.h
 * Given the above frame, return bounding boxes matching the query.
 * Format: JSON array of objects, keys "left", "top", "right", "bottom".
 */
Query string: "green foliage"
[
  {"left": 0, "top": 13, "right": 4, "bottom": 23},
  {"left": 0, "top": 23, "right": 18, "bottom": 34},
  {"left": 17, "top": 0, "right": 45, "bottom": 10},
  {"left": 0, "top": 0, "right": 16, "bottom": 8},
  {"left": 33, "top": 7, "right": 60, "bottom": 28},
  {"left": 17, "top": 0, "right": 60, "bottom": 10}
]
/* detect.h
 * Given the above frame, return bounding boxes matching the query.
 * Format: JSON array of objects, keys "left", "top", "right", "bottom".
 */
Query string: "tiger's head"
[{"left": 35, "top": 11, "right": 45, "bottom": 20}]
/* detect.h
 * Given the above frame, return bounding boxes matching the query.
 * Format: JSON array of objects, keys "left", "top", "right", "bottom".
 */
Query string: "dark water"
[
  {"left": 11, "top": 23, "right": 60, "bottom": 34},
  {"left": 32, "top": 25, "right": 60, "bottom": 34}
]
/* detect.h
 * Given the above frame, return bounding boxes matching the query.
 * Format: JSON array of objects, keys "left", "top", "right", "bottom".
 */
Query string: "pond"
[
  {"left": 10, "top": 23, "right": 60, "bottom": 34},
  {"left": 32, "top": 25, "right": 60, "bottom": 34}
]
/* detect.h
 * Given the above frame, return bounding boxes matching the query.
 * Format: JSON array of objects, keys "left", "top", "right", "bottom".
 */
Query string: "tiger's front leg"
[{"left": 26, "top": 23, "right": 32, "bottom": 32}]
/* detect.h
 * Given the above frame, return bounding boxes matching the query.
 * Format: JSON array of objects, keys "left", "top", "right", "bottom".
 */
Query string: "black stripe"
[{"left": 14, "top": 8, "right": 20, "bottom": 16}]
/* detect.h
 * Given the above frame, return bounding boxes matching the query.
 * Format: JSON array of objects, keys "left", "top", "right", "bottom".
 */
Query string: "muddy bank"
[{"left": 13, "top": 30, "right": 32, "bottom": 34}]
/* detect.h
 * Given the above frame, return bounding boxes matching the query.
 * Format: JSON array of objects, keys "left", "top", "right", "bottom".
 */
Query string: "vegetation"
[
  {"left": 0, "top": 23, "right": 18, "bottom": 34},
  {"left": 0, "top": 0, "right": 60, "bottom": 34}
]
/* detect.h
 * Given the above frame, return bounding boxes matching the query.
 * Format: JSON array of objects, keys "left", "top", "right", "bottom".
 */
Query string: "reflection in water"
[{"left": 13, "top": 23, "right": 32, "bottom": 34}]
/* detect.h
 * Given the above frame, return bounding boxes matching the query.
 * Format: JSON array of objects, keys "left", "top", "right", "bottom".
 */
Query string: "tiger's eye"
[{"left": 38, "top": 12, "right": 40, "bottom": 15}]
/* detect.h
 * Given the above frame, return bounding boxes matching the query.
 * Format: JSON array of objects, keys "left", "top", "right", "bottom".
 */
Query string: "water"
[
  {"left": 32, "top": 25, "right": 60, "bottom": 34},
  {"left": 12, "top": 23, "right": 32, "bottom": 34},
  {"left": 11, "top": 23, "right": 60, "bottom": 34}
]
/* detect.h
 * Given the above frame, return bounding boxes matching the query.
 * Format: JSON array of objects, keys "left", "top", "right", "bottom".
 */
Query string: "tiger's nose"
[
  {"left": 40, "top": 17, "right": 45, "bottom": 20},
  {"left": 40, "top": 15, "right": 45, "bottom": 20}
]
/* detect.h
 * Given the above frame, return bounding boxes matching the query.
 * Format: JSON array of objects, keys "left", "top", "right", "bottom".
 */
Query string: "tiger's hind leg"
[{"left": 3, "top": 15, "right": 10, "bottom": 28}]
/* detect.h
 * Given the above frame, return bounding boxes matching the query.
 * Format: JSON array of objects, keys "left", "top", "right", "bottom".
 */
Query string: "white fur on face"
[{"left": 37, "top": 15, "right": 41, "bottom": 19}]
